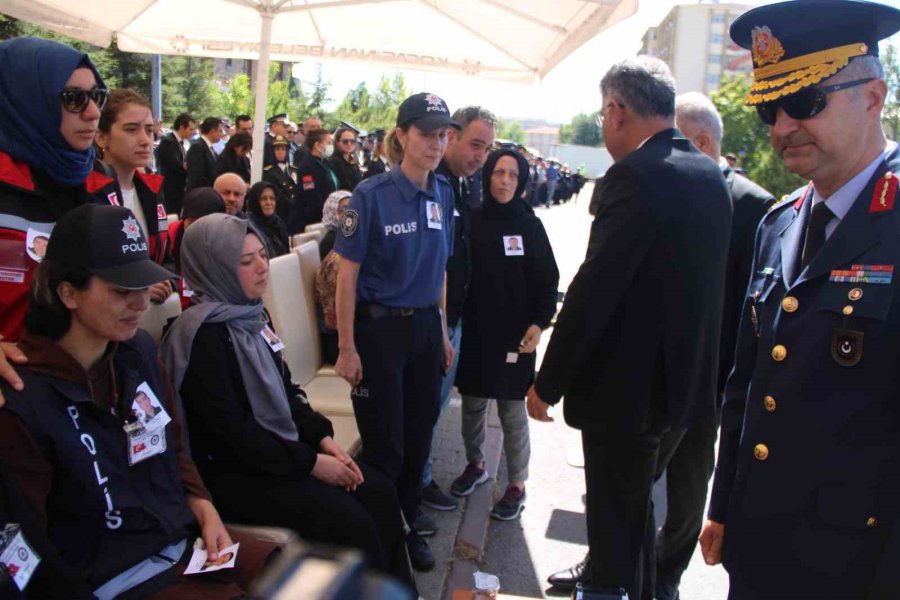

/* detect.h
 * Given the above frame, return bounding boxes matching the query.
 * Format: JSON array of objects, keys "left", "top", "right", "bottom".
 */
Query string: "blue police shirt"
[{"left": 335, "top": 166, "right": 455, "bottom": 307}]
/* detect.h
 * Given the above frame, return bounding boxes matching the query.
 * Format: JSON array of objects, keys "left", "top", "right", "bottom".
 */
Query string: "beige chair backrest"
[
  {"left": 166, "top": 213, "right": 179, "bottom": 229},
  {"left": 294, "top": 241, "right": 324, "bottom": 368},
  {"left": 291, "top": 231, "right": 320, "bottom": 249},
  {"left": 139, "top": 292, "right": 182, "bottom": 344},
  {"left": 305, "top": 222, "right": 327, "bottom": 234},
  {"left": 262, "top": 252, "right": 319, "bottom": 385}
]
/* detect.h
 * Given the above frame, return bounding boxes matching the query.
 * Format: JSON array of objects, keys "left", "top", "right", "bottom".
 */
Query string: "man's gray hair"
[
  {"left": 832, "top": 55, "right": 885, "bottom": 83},
  {"left": 452, "top": 106, "right": 498, "bottom": 130},
  {"left": 675, "top": 92, "right": 723, "bottom": 145},
  {"left": 600, "top": 56, "right": 676, "bottom": 119}
]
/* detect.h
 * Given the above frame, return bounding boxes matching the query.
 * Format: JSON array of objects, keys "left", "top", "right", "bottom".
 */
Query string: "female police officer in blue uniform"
[{"left": 333, "top": 93, "right": 458, "bottom": 571}]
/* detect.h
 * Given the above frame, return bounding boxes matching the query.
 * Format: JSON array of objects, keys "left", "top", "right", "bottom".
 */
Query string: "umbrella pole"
[{"left": 250, "top": 4, "right": 274, "bottom": 183}]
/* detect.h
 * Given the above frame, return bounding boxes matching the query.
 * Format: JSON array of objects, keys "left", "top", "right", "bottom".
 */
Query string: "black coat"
[
  {"left": 249, "top": 212, "right": 290, "bottom": 258},
  {"left": 436, "top": 160, "right": 472, "bottom": 329},
  {"left": 263, "top": 163, "right": 298, "bottom": 222},
  {"left": 185, "top": 138, "right": 216, "bottom": 191},
  {"left": 288, "top": 153, "right": 337, "bottom": 235},
  {"left": 364, "top": 157, "right": 387, "bottom": 180},
  {"left": 534, "top": 128, "right": 732, "bottom": 433},
  {"left": 155, "top": 132, "right": 187, "bottom": 213},
  {"left": 328, "top": 154, "right": 362, "bottom": 192},
  {"left": 456, "top": 196, "right": 559, "bottom": 400},
  {"left": 718, "top": 167, "right": 774, "bottom": 397},
  {"left": 216, "top": 152, "right": 251, "bottom": 183}
]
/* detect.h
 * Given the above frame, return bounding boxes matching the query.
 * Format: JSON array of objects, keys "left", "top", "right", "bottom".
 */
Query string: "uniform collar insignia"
[
  {"left": 869, "top": 171, "right": 898, "bottom": 213},
  {"left": 751, "top": 26, "right": 786, "bottom": 67}
]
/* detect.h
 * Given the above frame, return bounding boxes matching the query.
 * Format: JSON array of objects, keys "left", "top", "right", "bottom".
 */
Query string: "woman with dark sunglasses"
[
  {"left": 328, "top": 126, "right": 363, "bottom": 192},
  {"left": 0, "top": 37, "right": 108, "bottom": 345}
]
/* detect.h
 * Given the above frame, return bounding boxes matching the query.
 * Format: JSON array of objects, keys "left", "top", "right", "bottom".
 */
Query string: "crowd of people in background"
[{"left": 4, "top": 1, "right": 900, "bottom": 599}]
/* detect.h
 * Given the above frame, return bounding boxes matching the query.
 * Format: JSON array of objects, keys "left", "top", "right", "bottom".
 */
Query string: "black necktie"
[{"left": 801, "top": 202, "right": 835, "bottom": 270}]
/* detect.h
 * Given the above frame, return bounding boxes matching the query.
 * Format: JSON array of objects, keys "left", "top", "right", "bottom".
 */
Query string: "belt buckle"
[{"left": 400, "top": 308, "right": 414, "bottom": 317}]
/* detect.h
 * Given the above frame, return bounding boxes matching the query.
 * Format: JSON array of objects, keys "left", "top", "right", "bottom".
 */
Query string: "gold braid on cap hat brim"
[{"left": 746, "top": 42, "right": 869, "bottom": 105}]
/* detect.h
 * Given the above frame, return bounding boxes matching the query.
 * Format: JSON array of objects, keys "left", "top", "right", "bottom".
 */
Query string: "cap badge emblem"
[
  {"left": 122, "top": 217, "right": 142, "bottom": 242},
  {"left": 425, "top": 94, "right": 445, "bottom": 113},
  {"left": 751, "top": 26, "right": 785, "bottom": 66}
]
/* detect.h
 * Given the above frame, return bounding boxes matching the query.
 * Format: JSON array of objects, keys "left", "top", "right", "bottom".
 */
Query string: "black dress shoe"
[
  {"left": 547, "top": 553, "right": 590, "bottom": 590},
  {"left": 406, "top": 531, "right": 435, "bottom": 572}
]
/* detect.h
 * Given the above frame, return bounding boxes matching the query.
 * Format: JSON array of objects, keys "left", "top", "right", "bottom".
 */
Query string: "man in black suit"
[
  {"left": 646, "top": 92, "right": 773, "bottom": 600},
  {"left": 527, "top": 57, "right": 732, "bottom": 600},
  {"left": 185, "top": 117, "right": 223, "bottom": 192},
  {"left": 155, "top": 112, "right": 194, "bottom": 214}
]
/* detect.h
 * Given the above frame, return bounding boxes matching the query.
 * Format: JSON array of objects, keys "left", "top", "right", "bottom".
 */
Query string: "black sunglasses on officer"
[
  {"left": 59, "top": 87, "right": 109, "bottom": 114},
  {"left": 755, "top": 77, "right": 874, "bottom": 126}
]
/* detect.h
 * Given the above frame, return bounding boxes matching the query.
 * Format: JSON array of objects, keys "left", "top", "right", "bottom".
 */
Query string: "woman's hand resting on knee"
[
  {"left": 312, "top": 453, "right": 363, "bottom": 492},
  {"left": 320, "top": 437, "right": 364, "bottom": 485}
]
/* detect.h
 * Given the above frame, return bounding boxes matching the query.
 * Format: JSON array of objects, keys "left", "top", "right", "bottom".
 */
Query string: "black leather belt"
[{"left": 356, "top": 303, "right": 433, "bottom": 320}]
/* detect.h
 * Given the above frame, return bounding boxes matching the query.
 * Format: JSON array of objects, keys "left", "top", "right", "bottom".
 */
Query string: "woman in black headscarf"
[
  {"left": 452, "top": 148, "right": 559, "bottom": 521},
  {"left": 246, "top": 181, "right": 290, "bottom": 257},
  {"left": 159, "top": 214, "right": 415, "bottom": 593}
]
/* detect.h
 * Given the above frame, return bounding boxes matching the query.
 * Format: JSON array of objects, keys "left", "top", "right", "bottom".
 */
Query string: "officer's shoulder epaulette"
[
  {"left": 288, "top": 165, "right": 298, "bottom": 172},
  {"left": 263, "top": 165, "right": 273, "bottom": 171},
  {"left": 765, "top": 185, "right": 805, "bottom": 217}
]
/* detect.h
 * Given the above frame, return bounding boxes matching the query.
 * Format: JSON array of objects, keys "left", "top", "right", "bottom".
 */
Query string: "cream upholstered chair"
[
  {"left": 305, "top": 222, "right": 327, "bottom": 234},
  {"left": 139, "top": 292, "right": 182, "bottom": 344},
  {"left": 290, "top": 231, "right": 320, "bottom": 249},
  {"left": 263, "top": 247, "right": 354, "bottom": 419}
]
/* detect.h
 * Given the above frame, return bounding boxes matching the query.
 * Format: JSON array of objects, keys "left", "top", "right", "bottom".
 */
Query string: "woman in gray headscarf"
[{"left": 159, "top": 213, "right": 415, "bottom": 591}]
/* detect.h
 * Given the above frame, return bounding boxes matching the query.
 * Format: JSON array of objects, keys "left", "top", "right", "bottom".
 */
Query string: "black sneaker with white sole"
[
  {"left": 406, "top": 531, "right": 435, "bottom": 572},
  {"left": 450, "top": 464, "right": 489, "bottom": 497},
  {"left": 413, "top": 509, "right": 437, "bottom": 536},
  {"left": 421, "top": 480, "right": 459, "bottom": 511}
]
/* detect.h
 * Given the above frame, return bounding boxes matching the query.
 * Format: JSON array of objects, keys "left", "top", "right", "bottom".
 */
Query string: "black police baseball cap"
[
  {"left": 46, "top": 205, "right": 174, "bottom": 289},
  {"left": 397, "top": 93, "right": 461, "bottom": 132}
]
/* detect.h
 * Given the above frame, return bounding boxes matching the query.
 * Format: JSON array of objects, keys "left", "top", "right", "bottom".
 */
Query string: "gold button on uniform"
[
  {"left": 781, "top": 296, "right": 799, "bottom": 312},
  {"left": 772, "top": 345, "right": 787, "bottom": 361},
  {"left": 849, "top": 288, "right": 863, "bottom": 301},
  {"left": 753, "top": 444, "right": 769, "bottom": 461},
  {"left": 764, "top": 396, "right": 777, "bottom": 412},
  {"left": 842, "top": 305, "right": 854, "bottom": 315},
  {"left": 867, "top": 517, "right": 878, "bottom": 528}
]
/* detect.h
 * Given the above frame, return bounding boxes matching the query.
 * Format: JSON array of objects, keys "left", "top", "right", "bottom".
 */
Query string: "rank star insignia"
[
  {"left": 121, "top": 217, "right": 142, "bottom": 241},
  {"left": 341, "top": 209, "right": 359, "bottom": 237},
  {"left": 751, "top": 25, "right": 785, "bottom": 66}
]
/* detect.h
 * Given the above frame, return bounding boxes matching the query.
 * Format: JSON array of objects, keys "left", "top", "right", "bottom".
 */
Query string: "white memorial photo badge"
[
  {"left": 131, "top": 382, "right": 171, "bottom": 431},
  {"left": 504, "top": 235, "right": 524, "bottom": 256},
  {"left": 506, "top": 352, "right": 519, "bottom": 364},
  {"left": 25, "top": 228, "right": 51, "bottom": 263},
  {"left": 261, "top": 325, "right": 285, "bottom": 352},
  {"left": 426, "top": 201, "right": 443, "bottom": 230}
]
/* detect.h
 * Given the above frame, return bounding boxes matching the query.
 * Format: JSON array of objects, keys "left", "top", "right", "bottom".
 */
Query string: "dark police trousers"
[{"left": 351, "top": 306, "right": 443, "bottom": 523}]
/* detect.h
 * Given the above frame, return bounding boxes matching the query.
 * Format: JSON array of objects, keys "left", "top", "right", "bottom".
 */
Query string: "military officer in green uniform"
[
  {"left": 263, "top": 135, "right": 297, "bottom": 222},
  {"left": 700, "top": 2, "right": 900, "bottom": 598}
]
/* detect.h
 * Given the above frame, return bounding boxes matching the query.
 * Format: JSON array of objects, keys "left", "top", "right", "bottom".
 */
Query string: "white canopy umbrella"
[{"left": 0, "top": 0, "right": 637, "bottom": 180}]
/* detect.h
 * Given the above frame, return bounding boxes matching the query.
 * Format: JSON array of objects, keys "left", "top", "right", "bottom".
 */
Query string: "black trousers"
[
  {"left": 352, "top": 308, "right": 443, "bottom": 524},
  {"left": 208, "top": 463, "right": 414, "bottom": 589},
  {"left": 652, "top": 412, "right": 719, "bottom": 592},
  {"left": 582, "top": 407, "right": 681, "bottom": 600}
]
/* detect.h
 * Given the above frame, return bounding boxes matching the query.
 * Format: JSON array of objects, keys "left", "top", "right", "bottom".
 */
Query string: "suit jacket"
[
  {"left": 185, "top": 138, "right": 216, "bottom": 191},
  {"left": 288, "top": 153, "right": 337, "bottom": 235},
  {"left": 719, "top": 168, "right": 775, "bottom": 398},
  {"left": 155, "top": 132, "right": 187, "bottom": 213},
  {"left": 534, "top": 128, "right": 732, "bottom": 434},
  {"left": 708, "top": 144, "right": 900, "bottom": 597}
]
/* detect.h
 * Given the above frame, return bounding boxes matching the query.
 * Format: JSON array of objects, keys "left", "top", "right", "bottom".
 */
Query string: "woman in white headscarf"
[{"left": 159, "top": 213, "right": 415, "bottom": 591}]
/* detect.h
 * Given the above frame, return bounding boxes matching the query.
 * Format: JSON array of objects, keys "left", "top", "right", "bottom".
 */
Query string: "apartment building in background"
[{"left": 640, "top": 2, "right": 753, "bottom": 94}]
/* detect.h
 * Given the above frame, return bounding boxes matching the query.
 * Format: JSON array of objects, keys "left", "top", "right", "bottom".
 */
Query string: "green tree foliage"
[
  {"left": 881, "top": 44, "right": 900, "bottom": 141},
  {"left": 559, "top": 112, "right": 603, "bottom": 146},
  {"left": 331, "top": 73, "right": 409, "bottom": 131},
  {"left": 497, "top": 118, "right": 526, "bottom": 144},
  {"left": 160, "top": 56, "right": 218, "bottom": 123},
  {"left": 711, "top": 76, "right": 805, "bottom": 198}
]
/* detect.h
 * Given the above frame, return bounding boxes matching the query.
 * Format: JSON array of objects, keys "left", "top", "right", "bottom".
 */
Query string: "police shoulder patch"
[{"left": 341, "top": 209, "right": 359, "bottom": 237}]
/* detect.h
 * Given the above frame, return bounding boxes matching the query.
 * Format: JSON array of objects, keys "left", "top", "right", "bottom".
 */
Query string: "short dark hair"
[
  {"left": 236, "top": 114, "right": 252, "bottom": 126},
  {"left": 223, "top": 132, "right": 252, "bottom": 155},
  {"left": 305, "top": 128, "right": 331, "bottom": 151},
  {"left": 173, "top": 113, "right": 194, "bottom": 130},
  {"left": 200, "top": 117, "right": 223, "bottom": 134},
  {"left": 25, "top": 260, "right": 93, "bottom": 340}
]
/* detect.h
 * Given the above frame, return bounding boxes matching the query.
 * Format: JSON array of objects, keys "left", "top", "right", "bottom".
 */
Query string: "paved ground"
[{"left": 413, "top": 185, "right": 730, "bottom": 599}]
